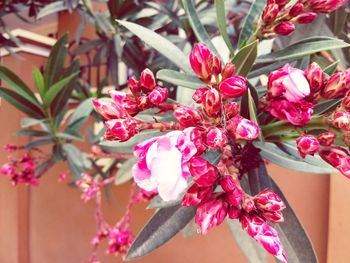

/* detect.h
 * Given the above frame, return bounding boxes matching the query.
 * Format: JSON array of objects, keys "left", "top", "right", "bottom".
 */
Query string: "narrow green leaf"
[
  {"left": 43, "top": 73, "right": 78, "bottom": 108},
  {"left": 247, "top": 90, "right": 263, "bottom": 142},
  {"left": 21, "top": 118, "right": 44, "bottom": 128},
  {"left": 215, "top": 0, "right": 234, "bottom": 56},
  {"left": 0, "top": 87, "right": 45, "bottom": 118},
  {"left": 330, "top": 8, "right": 348, "bottom": 36},
  {"left": 156, "top": 69, "right": 203, "bottom": 90},
  {"left": 147, "top": 195, "right": 181, "bottom": 209},
  {"left": 125, "top": 205, "right": 196, "bottom": 260},
  {"left": 115, "top": 157, "right": 138, "bottom": 185},
  {"left": 256, "top": 37, "right": 350, "bottom": 64},
  {"left": 117, "top": 20, "right": 192, "bottom": 73},
  {"left": 33, "top": 67, "right": 45, "bottom": 98},
  {"left": 67, "top": 98, "right": 94, "bottom": 130},
  {"left": 63, "top": 144, "right": 91, "bottom": 181},
  {"left": 313, "top": 98, "right": 341, "bottom": 115},
  {"left": 238, "top": 0, "right": 267, "bottom": 48},
  {"left": 323, "top": 61, "right": 339, "bottom": 76},
  {"left": 37, "top": 1, "right": 68, "bottom": 19},
  {"left": 17, "top": 129, "right": 51, "bottom": 137},
  {"left": 232, "top": 40, "right": 258, "bottom": 76},
  {"left": 56, "top": 132, "right": 83, "bottom": 141},
  {"left": 25, "top": 139, "right": 54, "bottom": 149},
  {"left": 182, "top": 0, "right": 220, "bottom": 57}
]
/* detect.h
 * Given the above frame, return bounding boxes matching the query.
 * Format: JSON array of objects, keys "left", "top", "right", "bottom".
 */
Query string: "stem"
[{"left": 46, "top": 110, "right": 62, "bottom": 145}]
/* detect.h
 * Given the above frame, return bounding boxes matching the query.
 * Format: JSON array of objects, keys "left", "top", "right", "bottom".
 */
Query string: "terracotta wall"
[{"left": 0, "top": 10, "right": 346, "bottom": 263}]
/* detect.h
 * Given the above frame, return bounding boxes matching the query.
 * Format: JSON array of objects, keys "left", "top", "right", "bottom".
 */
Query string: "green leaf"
[
  {"left": 330, "top": 8, "right": 348, "bottom": 36},
  {"left": 37, "top": 1, "right": 69, "bottom": 19},
  {"left": 226, "top": 219, "right": 267, "bottom": 263},
  {"left": 125, "top": 205, "right": 196, "bottom": 260},
  {"left": 313, "top": 98, "right": 341, "bottom": 115},
  {"left": 117, "top": 20, "right": 192, "bottom": 73},
  {"left": 21, "top": 118, "right": 45, "bottom": 128},
  {"left": 323, "top": 61, "right": 339, "bottom": 76},
  {"left": 215, "top": 0, "right": 234, "bottom": 56},
  {"left": 115, "top": 157, "right": 138, "bottom": 185},
  {"left": 0, "top": 65, "right": 40, "bottom": 106},
  {"left": 62, "top": 144, "right": 91, "bottom": 181},
  {"left": 67, "top": 98, "right": 94, "bottom": 131},
  {"left": 56, "top": 132, "right": 83, "bottom": 141},
  {"left": 247, "top": 89, "right": 263, "bottom": 141},
  {"left": 232, "top": 40, "right": 258, "bottom": 76},
  {"left": 0, "top": 87, "right": 45, "bottom": 118},
  {"left": 43, "top": 73, "right": 79, "bottom": 108},
  {"left": 182, "top": 0, "right": 220, "bottom": 57},
  {"left": 33, "top": 67, "right": 45, "bottom": 98},
  {"left": 25, "top": 139, "right": 54, "bottom": 149},
  {"left": 156, "top": 69, "right": 203, "bottom": 90},
  {"left": 17, "top": 129, "right": 51, "bottom": 137},
  {"left": 238, "top": 0, "right": 267, "bottom": 48},
  {"left": 256, "top": 37, "right": 350, "bottom": 64},
  {"left": 147, "top": 195, "right": 181, "bottom": 209}
]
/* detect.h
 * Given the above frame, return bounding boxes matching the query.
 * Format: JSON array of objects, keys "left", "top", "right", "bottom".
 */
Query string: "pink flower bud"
[
  {"left": 296, "top": 134, "right": 320, "bottom": 158},
  {"left": 309, "top": 0, "right": 347, "bottom": 13},
  {"left": 173, "top": 106, "right": 203, "bottom": 128},
  {"left": 254, "top": 189, "right": 286, "bottom": 212},
  {"left": 272, "top": 0, "right": 287, "bottom": 7},
  {"left": 104, "top": 118, "right": 139, "bottom": 142},
  {"left": 296, "top": 12, "right": 317, "bottom": 24},
  {"left": 206, "top": 127, "right": 228, "bottom": 149},
  {"left": 304, "top": 62, "right": 326, "bottom": 93},
  {"left": 224, "top": 101, "right": 240, "bottom": 119},
  {"left": 195, "top": 194, "right": 228, "bottom": 234},
  {"left": 333, "top": 111, "right": 350, "bottom": 131},
  {"left": 227, "top": 116, "right": 260, "bottom": 141},
  {"left": 181, "top": 184, "right": 212, "bottom": 206},
  {"left": 268, "top": 64, "right": 310, "bottom": 102},
  {"left": 317, "top": 131, "right": 336, "bottom": 146},
  {"left": 208, "top": 52, "right": 222, "bottom": 76},
  {"left": 148, "top": 87, "right": 168, "bottom": 105},
  {"left": 226, "top": 189, "right": 243, "bottom": 206},
  {"left": 137, "top": 95, "right": 151, "bottom": 110},
  {"left": 322, "top": 71, "right": 348, "bottom": 99},
  {"left": 242, "top": 195, "right": 256, "bottom": 213},
  {"left": 289, "top": 3, "right": 304, "bottom": 17},
  {"left": 92, "top": 99, "right": 127, "bottom": 120},
  {"left": 128, "top": 76, "right": 140, "bottom": 95},
  {"left": 192, "top": 87, "right": 209, "bottom": 104},
  {"left": 203, "top": 88, "right": 222, "bottom": 118},
  {"left": 319, "top": 146, "right": 350, "bottom": 178},
  {"left": 341, "top": 91, "right": 350, "bottom": 111},
  {"left": 262, "top": 211, "right": 284, "bottom": 223},
  {"left": 183, "top": 127, "right": 207, "bottom": 155},
  {"left": 228, "top": 206, "right": 241, "bottom": 219},
  {"left": 240, "top": 213, "right": 287, "bottom": 263},
  {"left": 274, "top": 21, "right": 295, "bottom": 36},
  {"left": 189, "top": 157, "right": 218, "bottom": 187},
  {"left": 219, "top": 175, "right": 238, "bottom": 192},
  {"left": 219, "top": 76, "right": 247, "bottom": 99},
  {"left": 221, "top": 63, "right": 236, "bottom": 80},
  {"left": 4, "top": 144, "right": 18, "bottom": 152},
  {"left": 262, "top": 4, "right": 279, "bottom": 24},
  {"left": 109, "top": 90, "right": 140, "bottom": 116},
  {"left": 1, "top": 163, "right": 15, "bottom": 176},
  {"left": 140, "top": 68, "right": 156, "bottom": 92},
  {"left": 189, "top": 43, "right": 212, "bottom": 82}
]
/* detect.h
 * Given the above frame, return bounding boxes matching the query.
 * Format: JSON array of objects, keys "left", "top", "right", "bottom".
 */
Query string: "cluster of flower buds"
[
  {"left": 260, "top": 0, "right": 347, "bottom": 38},
  {"left": 1, "top": 145, "right": 39, "bottom": 186}
]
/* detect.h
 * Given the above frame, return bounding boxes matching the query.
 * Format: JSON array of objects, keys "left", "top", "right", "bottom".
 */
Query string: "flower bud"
[
  {"left": 195, "top": 194, "right": 228, "bottom": 234},
  {"left": 219, "top": 175, "right": 238, "bottom": 192},
  {"left": 140, "top": 68, "right": 156, "bottom": 92},
  {"left": 317, "top": 131, "right": 336, "bottom": 146},
  {"left": 295, "top": 12, "right": 317, "bottom": 24},
  {"left": 173, "top": 106, "right": 203, "bottom": 128},
  {"left": 104, "top": 118, "right": 139, "bottom": 142},
  {"left": 206, "top": 127, "right": 228, "bottom": 149},
  {"left": 304, "top": 62, "right": 326, "bottom": 93},
  {"left": 319, "top": 146, "right": 350, "bottom": 178},
  {"left": 322, "top": 71, "right": 348, "bottom": 99},
  {"left": 4, "top": 144, "right": 18, "bottom": 152},
  {"left": 189, "top": 157, "right": 218, "bottom": 187},
  {"left": 228, "top": 206, "right": 241, "bottom": 219},
  {"left": 333, "top": 111, "right": 350, "bottom": 131},
  {"left": 1, "top": 163, "right": 15, "bottom": 176},
  {"left": 309, "top": 0, "right": 347, "bottom": 13},
  {"left": 128, "top": 76, "right": 140, "bottom": 95},
  {"left": 341, "top": 91, "right": 350, "bottom": 111},
  {"left": 109, "top": 90, "right": 139, "bottom": 116},
  {"left": 148, "top": 87, "right": 168, "bottom": 105},
  {"left": 224, "top": 101, "right": 240, "bottom": 119},
  {"left": 92, "top": 99, "right": 127, "bottom": 120},
  {"left": 219, "top": 76, "right": 247, "bottom": 99},
  {"left": 225, "top": 189, "right": 243, "bottom": 206},
  {"left": 274, "top": 21, "right": 295, "bottom": 36},
  {"left": 208, "top": 52, "right": 222, "bottom": 76},
  {"left": 183, "top": 127, "right": 207, "bottom": 155},
  {"left": 192, "top": 87, "right": 209, "bottom": 104},
  {"left": 254, "top": 189, "right": 286, "bottom": 212},
  {"left": 189, "top": 43, "right": 212, "bottom": 82},
  {"left": 203, "top": 88, "right": 222, "bottom": 118},
  {"left": 289, "top": 3, "right": 304, "bottom": 17},
  {"left": 137, "top": 95, "right": 151, "bottom": 110},
  {"left": 221, "top": 63, "right": 236, "bottom": 80},
  {"left": 227, "top": 116, "right": 260, "bottom": 141},
  {"left": 296, "top": 134, "right": 320, "bottom": 158},
  {"left": 242, "top": 195, "right": 256, "bottom": 213},
  {"left": 262, "top": 211, "right": 284, "bottom": 223},
  {"left": 262, "top": 4, "right": 279, "bottom": 24},
  {"left": 181, "top": 184, "right": 212, "bottom": 206}
]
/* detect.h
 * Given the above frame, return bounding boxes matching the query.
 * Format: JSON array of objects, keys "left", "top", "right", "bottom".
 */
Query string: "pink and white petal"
[
  {"left": 134, "top": 137, "right": 158, "bottom": 159},
  {"left": 132, "top": 162, "right": 157, "bottom": 191}
]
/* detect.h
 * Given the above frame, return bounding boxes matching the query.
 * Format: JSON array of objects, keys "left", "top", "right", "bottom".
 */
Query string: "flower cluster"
[
  {"left": 1, "top": 145, "right": 39, "bottom": 186},
  {"left": 260, "top": 0, "right": 347, "bottom": 38}
]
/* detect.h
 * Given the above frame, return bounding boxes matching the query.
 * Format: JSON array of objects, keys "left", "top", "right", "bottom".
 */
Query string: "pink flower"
[
  {"left": 296, "top": 134, "right": 320, "bottom": 158},
  {"left": 322, "top": 70, "right": 350, "bottom": 99},
  {"left": 221, "top": 63, "right": 236, "bottom": 80},
  {"left": 132, "top": 130, "right": 197, "bottom": 201},
  {"left": 309, "top": 0, "right": 347, "bottom": 13},
  {"left": 203, "top": 88, "right": 222, "bottom": 118},
  {"left": 319, "top": 146, "right": 350, "bottom": 178},
  {"left": 341, "top": 91, "right": 350, "bottom": 111},
  {"left": 317, "top": 131, "right": 336, "bottom": 146},
  {"left": 1, "top": 163, "right": 15, "bottom": 176},
  {"left": 240, "top": 213, "right": 287, "bottom": 263},
  {"left": 76, "top": 173, "right": 100, "bottom": 202},
  {"left": 3, "top": 144, "right": 18, "bottom": 152},
  {"left": 148, "top": 87, "right": 168, "bottom": 105},
  {"left": 173, "top": 106, "right": 203, "bottom": 128},
  {"left": 189, "top": 43, "right": 213, "bottom": 82},
  {"left": 106, "top": 227, "right": 134, "bottom": 255},
  {"left": 268, "top": 64, "right": 310, "bottom": 102},
  {"left": 206, "top": 127, "right": 228, "bottom": 149},
  {"left": 304, "top": 62, "right": 326, "bottom": 93},
  {"left": 195, "top": 193, "right": 228, "bottom": 234},
  {"left": 254, "top": 189, "right": 286, "bottom": 212},
  {"left": 92, "top": 99, "right": 127, "bottom": 120},
  {"left": 227, "top": 116, "right": 260, "bottom": 140},
  {"left": 333, "top": 111, "right": 350, "bottom": 131},
  {"left": 189, "top": 156, "right": 218, "bottom": 187},
  {"left": 228, "top": 206, "right": 241, "bottom": 219},
  {"left": 274, "top": 21, "right": 295, "bottom": 36},
  {"left": 140, "top": 68, "right": 156, "bottom": 93},
  {"left": 266, "top": 99, "right": 313, "bottom": 126},
  {"left": 219, "top": 76, "right": 247, "bottom": 99}
]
